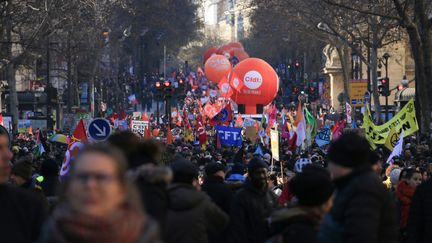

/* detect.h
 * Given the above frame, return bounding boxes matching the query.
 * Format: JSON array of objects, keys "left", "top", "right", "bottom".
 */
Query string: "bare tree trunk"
[
  {"left": 6, "top": 0, "right": 18, "bottom": 134},
  {"left": 67, "top": 32, "right": 72, "bottom": 113},
  {"left": 336, "top": 44, "right": 351, "bottom": 103}
]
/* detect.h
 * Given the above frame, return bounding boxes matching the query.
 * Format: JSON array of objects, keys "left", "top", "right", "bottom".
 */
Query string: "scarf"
[{"left": 47, "top": 203, "right": 145, "bottom": 243}]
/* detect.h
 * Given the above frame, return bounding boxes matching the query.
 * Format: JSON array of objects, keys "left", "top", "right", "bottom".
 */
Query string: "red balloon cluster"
[{"left": 202, "top": 42, "right": 279, "bottom": 114}]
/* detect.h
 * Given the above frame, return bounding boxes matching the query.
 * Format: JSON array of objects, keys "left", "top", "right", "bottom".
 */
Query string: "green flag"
[{"left": 305, "top": 108, "right": 316, "bottom": 137}]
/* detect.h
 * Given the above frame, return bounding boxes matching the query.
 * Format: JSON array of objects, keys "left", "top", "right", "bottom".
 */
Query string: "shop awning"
[{"left": 395, "top": 88, "right": 415, "bottom": 102}]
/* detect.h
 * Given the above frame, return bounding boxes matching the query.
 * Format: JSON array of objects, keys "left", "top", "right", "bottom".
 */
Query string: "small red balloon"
[
  {"left": 203, "top": 46, "right": 218, "bottom": 64},
  {"left": 204, "top": 55, "right": 232, "bottom": 84},
  {"left": 230, "top": 48, "right": 250, "bottom": 61}
]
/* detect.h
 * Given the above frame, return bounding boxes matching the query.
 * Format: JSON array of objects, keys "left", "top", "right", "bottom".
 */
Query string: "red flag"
[
  {"left": 166, "top": 126, "right": 174, "bottom": 145},
  {"left": 119, "top": 111, "right": 126, "bottom": 120},
  {"left": 216, "top": 132, "right": 221, "bottom": 149},
  {"left": 218, "top": 77, "right": 233, "bottom": 98},
  {"left": 28, "top": 126, "right": 33, "bottom": 135},
  {"left": 196, "top": 115, "right": 207, "bottom": 145},
  {"left": 144, "top": 126, "right": 152, "bottom": 138},
  {"left": 0, "top": 114, "right": 4, "bottom": 126},
  {"left": 73, "top": 119, "right": 88, "bottom": 142},
  {"left": 235, "top": 114, "right": 244, "bottom": 127},
  {"left": 229, "top": 71, "right": 244, "bottom": 92},
  {"left": 141, "top": 112, "right": 149, "bottom": 121}
]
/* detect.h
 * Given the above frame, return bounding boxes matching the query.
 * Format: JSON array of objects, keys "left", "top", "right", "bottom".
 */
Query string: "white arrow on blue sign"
[{"left": 88, "top": 118, "right": 112, "bottom": 141}]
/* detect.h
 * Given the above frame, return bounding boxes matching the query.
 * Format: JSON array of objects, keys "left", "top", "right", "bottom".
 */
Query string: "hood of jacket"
[
  {"left": 130, "top": 164, "right": 172, "bottom": 185},
  {"left": 167, "top": 183, "right": 206, "bottom": 211}
]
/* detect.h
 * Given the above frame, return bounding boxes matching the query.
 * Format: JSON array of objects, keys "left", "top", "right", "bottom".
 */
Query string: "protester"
[
  {"left": 202, "top": 161, "right": 233, "bottom": 214},
  {"left": 39, "top": 157, "right": 60, "bottom": 198},
  {"left": 407, "top": 176, "right": 432, "bottom": 243},
  {"left": 317, "top": 133, "right": 397, "bottom": 243},
  {"left": 269, "top": 165, "right": 334, "bottom": 243},
  {"left": 230, "top": 157, "right": 279, "bottom": 243},
  {"left": 0, "top": 125, "right": 48, "bottom": 243},
  {"left": 127, "top": 139, "right": 173, "bottom": 233},
  {"left": 165, "top": 157, "right": 229, "bottom": 243},
  {"left": 202, "top": 161, "right": 233, "bottom": 243},
  {"left": 39, "top": 143, "right": 159, "bottom": 243},
  {"left": 396, "top": 168, "right": 422, "bottom": 241}
]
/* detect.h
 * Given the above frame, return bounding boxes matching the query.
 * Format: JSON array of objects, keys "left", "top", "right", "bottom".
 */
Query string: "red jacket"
[
  {"left": 396, "top": 181, "right": 416, "bottom": 228},
  {"left": 278, "top": 183, "right": 294, "bottom": 206}
]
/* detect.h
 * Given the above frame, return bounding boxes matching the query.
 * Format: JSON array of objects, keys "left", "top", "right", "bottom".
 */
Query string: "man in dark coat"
[
  {"left": 317, "top": 133, "right": 397, "bottom": 243},
  {"left": 230, "top": 158, "right": 279, "bottom": 243},
  {"left": 202, "top": 162, "right": 233, "bottom": 214},
  {"left": 202, "top": 162, "right": 233, "bottom": 243},
  {"left": 0, "top": 125, "right": 47, "bottom": 243},
  {"left": 269, "top": 165, "right": 334, "bottom": 243},
  {"left": 165, "top": 158, "right": 229, "bottom": 243},
  {"left": 407, "top": 178, "right": 432, "bottom": 243}
]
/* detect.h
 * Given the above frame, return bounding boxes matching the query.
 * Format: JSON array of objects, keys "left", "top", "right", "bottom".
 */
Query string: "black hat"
[
  {"left": 11, "top": 159, "right": 33, "bottom": 181},
  {"left": 328, "top": 133, "right": 371, "bottom": 168},
  {"left": 205, "top": 162, "right": 225, "bottom": 176},
  {"left": 289, "top": 165, "right": 334, "bottom": 207},
  {"left": 170, "top": 158, "right": 198, "bottom": 184},
  {"left": 248, "top": 158, "right": 268, "bottom": 174}
]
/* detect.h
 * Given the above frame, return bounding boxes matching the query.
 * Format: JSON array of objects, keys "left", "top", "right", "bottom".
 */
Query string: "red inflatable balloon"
[
  {"left": 229, "top": 58, "right": 279, "bottom": 114},
  {"left": 227, "top": 42, "right": 244, "bottom": 50},
  {"left": 204, "top": 55, "right": 232, "bottom": 84},
  {"left": 216, "top": 45, "right": 233, "bottom": 55},
  {"left": 230, "top": 48, "right": 250, "bottom": 61},
  {"left": 203, "top": 46, "right": 218, "bottom": 64}
]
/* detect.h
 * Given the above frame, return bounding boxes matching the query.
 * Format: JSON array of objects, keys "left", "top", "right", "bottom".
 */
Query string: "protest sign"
[
  {"left": 270, "top": 130, "right": 279, "bottom": 161},
  {"left": 131, "top": 120, "right": 149, "bottom": 135},
  {"left": 215, "top": 125, "right": 242, "bottom": 147}
]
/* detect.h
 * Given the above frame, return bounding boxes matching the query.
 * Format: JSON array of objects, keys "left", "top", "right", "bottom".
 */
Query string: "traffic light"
[
  {"left": 308, "top": 86, "right": 318, "bottom": 101},
  {"left": 378, "top": 77, "right": 390, "bottom": 96},
  {"left": 155, "top": 81, "right": 163, "bottom": 100},
  {"left": 164, "top": 80, "right": 173, "bottom": 98}
]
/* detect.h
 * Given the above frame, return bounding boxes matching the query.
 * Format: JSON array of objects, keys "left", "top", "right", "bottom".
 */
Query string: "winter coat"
[
  {"left": 229, "top": 180, "right": 279, "bottom": 243},
  {"left": 396, "top": 180, "right": 416, "bottom": 229},
  {"left": 40, "top": 176, "right": 59, "bottom": 197},
  {"left": 133, "top": 165, "right": 171, "bottom": 233},
  {"left": 407, "top": 179, "right": 432, "bottom": 243},
  {"left": 165, "top": 183, "right": 229, "bottom": 243},
  {"left": 202, "top": 175, "right": 233, "bottom": 214},
  {"left": 0, "top": 184, "right": 47, "bottom": 243},
  {"left": 317, "top": 166, "right": 397, "bottom": 243},
  {"left": 202, "top": 175, "right": 233, "bottom": 243},
  {"left": 268, "top": 207, "right": 320, "bottom": 243}
]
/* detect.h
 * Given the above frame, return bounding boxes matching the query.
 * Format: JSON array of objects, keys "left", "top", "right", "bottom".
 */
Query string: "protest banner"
[
  {"left": 131, "top": 120, "right": 149, "bottom": 135},
  {"left": 215, "top": 125, "right": 242, "bottom": 147},
  {"left": 270, "top": 130, "right": 279, "bottom": 161},
  {"left": 362, "top": 99, "right": 418, "bottom": 144}
]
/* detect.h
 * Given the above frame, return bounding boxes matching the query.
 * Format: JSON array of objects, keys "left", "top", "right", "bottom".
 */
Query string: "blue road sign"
[{"left": 88, "top": 118, "right": 112, "bottom": 141}]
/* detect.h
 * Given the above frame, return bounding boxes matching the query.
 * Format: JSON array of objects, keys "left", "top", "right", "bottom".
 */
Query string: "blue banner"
[
  {"left": 216, "top": 125, "right": 242, "bottom": 147},
  {"left": 315, "top": 127, "right": 331, "bottom": 148}
]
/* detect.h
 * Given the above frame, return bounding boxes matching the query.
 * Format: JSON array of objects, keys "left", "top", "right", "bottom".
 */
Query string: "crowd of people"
[{"left": 1, "top": 117, "right": 432, "bottom": 243}]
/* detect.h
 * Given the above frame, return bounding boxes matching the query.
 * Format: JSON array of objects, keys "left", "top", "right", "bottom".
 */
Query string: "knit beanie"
[
  {"left": 170, "top": 158, "right": 198, "bottom": 184},
  {"left": 289, "top": 165, "right": 334, "bottom": 207},
  {"left": 205, "top": 162, "right": 225, "bottom": 176},
  {"left": 11, "top": 160, "right": 33, "bottom": 181},
  {"left": 247, "top": 158, "right": 268, "bottom": 174},
  {"left": 328, "top": 133, "right": 371, "bottom": 168}
]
